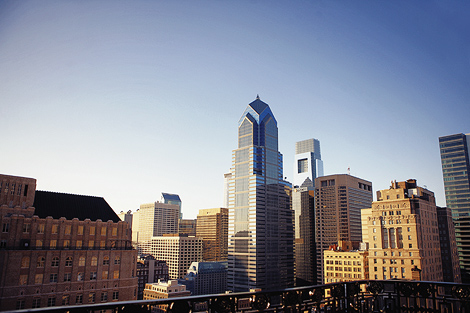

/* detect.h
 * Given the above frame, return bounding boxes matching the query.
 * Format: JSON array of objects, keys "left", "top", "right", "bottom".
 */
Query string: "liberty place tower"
[{"left": 227, "top": 96, "right": 294, "bottom": 291}]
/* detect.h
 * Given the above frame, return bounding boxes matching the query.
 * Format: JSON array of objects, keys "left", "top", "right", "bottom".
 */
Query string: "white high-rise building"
[{"left": 293, "top": 138, "right": 323, "bottom": 188}]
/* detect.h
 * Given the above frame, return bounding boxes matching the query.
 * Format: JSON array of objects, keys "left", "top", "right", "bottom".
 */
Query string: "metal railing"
[{"left": 13, "top": 280, "right": 470, "bottom": 313}]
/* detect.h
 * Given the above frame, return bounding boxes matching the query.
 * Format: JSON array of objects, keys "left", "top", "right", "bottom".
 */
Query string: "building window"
[
  {"left": 112, "top": 291, "right": 119, "bottom": 301},
  {"left": 114, "top": 256, "right": 120, "bottom": 265},
  {"left": 101, "top": 227, "right": 106, "bottom": 236},
  {"left": 88, "top": 293, "right": 95, "bottom": 303},
  {"left": 65, "top": 257, "right": 73, "bottom": 267},
  {"left": 103, "top": 256, "right": 110, "bottom": 265},
  {"left": 112, "top": 227, "right": 117, "bottom": 236},
  {"left": 113, "top": 271, "right": 119, "bottom": 279},
  {"left": 297, "top": 159, "right": 308, "bottom": 173},
  {"left": 50, "top": 240, "right": 57, "bottom": 249},
  {"left": 16, "top": 299, "right": 25, "bottom": 310},
  {"left": 100, "top": 240, "right": 105, "bottom": 249},
  {"left": 79, "top": 256, "right": 85, "bottom": 266},
  {"left": 64, "top": 240, "right": 70, "bottom": 249},
  {"left": 102, "top": 270, "right": 108, "bottom": 280},
  {"left": 76, "top": 294, "right": 83, "bottom": 304},
  {"left": 90, "top": 272, "right": 97, "bottom": 280},
  {"left": 48, "top": 297, "right": 57, "bottom": 307},
  {"left": 35, "top": 274, "right": 43, "bottom": 284},
  {"left": 64, "top": 273, "right": 72, "bottom": 282},
  {"left": 50, "top": 273, "right": 58, "bottom": 283},
  {"left": 51, "top": 257, "right": 59, "bottom": 267},
  {"left": 52, "top": 224, "right": 58, "bottom": 234},
  {"left": 101, "top": 292, "right": 108, "bottom": 302},
  {"left": 32, "top": 298, "right": 41, "bottom": 308},
  {"left": 91, "top": 257, "right": 97, "bottom": 266},
  {"left": 38, "top": 224, "right": 45, "bottom": 234},
  {"left": 77, "top": 240, "right": 82, "bottom": 249},
  {"left": 19, "top": 274, "right": 28, "bottom": 285},
  {"left": 0, "top": 240, "right": 6, "bottom": 248},
  {"left": 65, "top": 225, "right": 71, "bottom": 235},
  {"left": 89, "top": 240, "right": 94, "bottom": 249},
  {"left": 2, "top": 223, "right": 9, "bottom": 233},
  {"left": 23, "top": 223, "right": 30, "bottom": 233},
  {"left": 409, "top": 244, "right": 413, "bottom": 248},
  {"left": 21, "top": 256, "right": 30, "bottom": 268},
  {"left": 37, "top": 256, "right": 45, "bottom": 267},
  {"left": 36, "top": 239, "right": 43, "bottom": 249},
  {"left": 62, "top": 295, "right": 70, "bottom": 306},
  {"left": 77, "top": 272, "right": 84, "bottom": 281}
]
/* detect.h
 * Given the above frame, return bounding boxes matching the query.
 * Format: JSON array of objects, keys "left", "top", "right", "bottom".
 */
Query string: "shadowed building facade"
[
  {"left": 439, "top": 133, "right": 470, "bottom": 282},
  {"left": 227, "top": 96, "right": 294, "bottom": 292}
]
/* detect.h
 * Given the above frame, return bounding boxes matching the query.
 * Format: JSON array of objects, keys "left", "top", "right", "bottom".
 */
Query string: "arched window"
[
  {"left": 51, "top": 257, "right": 59, "bottom": 267},
  {"left": 65, "top": 257, "right": 73, "bottom": 267},
  {"left": 21, "top": 256, "right": 30, "bottom": 268},
  {"left": 103, "top": 256, "right": 109, "bottom": 265},
  {"left": 37, "top": 257, "right": 45, "bottom": 268},
  {"left": 114, "top": 256, "right": 120, "bottom": 265},
  {"left": 91, "top": 256, "right": 97, "bottom": 266}
]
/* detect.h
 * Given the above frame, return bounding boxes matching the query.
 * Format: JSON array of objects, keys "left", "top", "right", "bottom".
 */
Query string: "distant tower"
[
  {"left": 227, "top": 96, "right": 294, "bottom": 292},
  {"left": 439, "top": 133, "right": 470, "bottom": 282},
  {"left": 162, "top": 193, "right": 182, "bottom": 219},
  {"left": 293, "top": 138, "right": 323, "bottom": 188},
  {"left": 197, "top": 208, "right": 228, "bottom": 261},
  {"left": 223, "top": 172, "right": 232, "bottom": 208}
]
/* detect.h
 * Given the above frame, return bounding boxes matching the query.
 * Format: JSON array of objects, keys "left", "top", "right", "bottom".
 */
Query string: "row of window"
[
  {"left": 34, "top": 239, "right": 118, "bottom": 249},
  {"left": 16, "top": 291, "right": 119, "bottom": 309},
  {"left": 22, "top": 255, "right": 121, "bottom": 268},
  {"left": 19, "top": 270, "right": 120, "bottom": 285},
  {"left": 1, "top": 223, "right": 118, "bottom": 236}
]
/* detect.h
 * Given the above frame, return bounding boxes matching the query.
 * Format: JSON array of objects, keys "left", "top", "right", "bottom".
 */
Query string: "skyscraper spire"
[{"left": 256, "top": 94, "right": 260, "bottom": 100}]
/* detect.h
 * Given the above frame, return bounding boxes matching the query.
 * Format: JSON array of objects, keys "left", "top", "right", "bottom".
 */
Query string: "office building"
[
  {"left": 180, "top": 261, "right": 227, "bottom": 295},
  {"left": 293, "top": 179, "right": 316, "bottom": 286},
  {"left": 314, "top": 174, "right": 372, "bottom": 284},
  {"left": 161, "top": 193, "right": 182, "bottom": 219},
  {"left": 227, "top": 96, "right": 294, "bottom": 292},
  {"left": 436, "top": 206, "right": 461, "bottom": 283},
  {"left": 118, "top": 210, "right": 133, "bottom": 226},
  {"left": 148, "top": 235, "right": 202, "bottom": 279},
  {"left": 179, "top": 219, "right": 197, "bottom": 236},
  {"left": 196, "top": 208, "right": 228, "bottom": 261},
  {"left": 143, "top": 280, "right": 190, "bottom": 312},
  {"left": 132, "top": 201, "right": 179, "bottom": 253},
  {"left": 136, "top": 255, "right": 169, "bottom": 300},
  {"left": 293, "top": 138, "right": 323, "bottom": 188},
  {"left": 223, "top": 172, "right": 232, "bottom": 208},
  {"left": 439, "top": 133, "right": 470, "bottom": 281},
  {"left": 323, "top": 241, "right": 369, "bottom": 284},
  {"left": 362, "top": 179, "right": 443, "bottom": 281},
  {"left": 0, "top": 174, "right": 137, "bottom": 311}
]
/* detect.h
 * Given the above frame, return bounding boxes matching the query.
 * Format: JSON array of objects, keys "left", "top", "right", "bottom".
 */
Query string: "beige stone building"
[
  {"left": 147, "top": 235, "right": 203, "bottom": 279},
  {"left": 196, "top": 208, "right": 228, "bottom": 261},
  {"left": 362, "top": 179, "right": 443, "bottom": 281},
  {"left": 143, "top": 280, "right": 190, "bottom": 313},
  {"left": 323, "top": 241, "right": 369, "bottom": 284},
  {"left": 0, "top": 174, "right": 138, "bottom": 311}
]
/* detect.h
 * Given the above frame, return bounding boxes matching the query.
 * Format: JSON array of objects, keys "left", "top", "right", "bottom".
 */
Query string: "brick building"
[{"left": 0, "top": 174, "right": 138, "bottom": 311}]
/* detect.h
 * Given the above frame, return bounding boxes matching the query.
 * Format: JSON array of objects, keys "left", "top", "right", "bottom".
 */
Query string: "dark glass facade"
[
  {"left": 227, "top": 97, "right": 294, "bottom": 292},
  {"left": 439, "top": 133, "right": 470, "bottom": 282}
]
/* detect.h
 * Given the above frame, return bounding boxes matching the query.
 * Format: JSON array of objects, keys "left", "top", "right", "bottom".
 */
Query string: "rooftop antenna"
[{"left": 347, "top": 166, "right": 350, "bottom": 175}]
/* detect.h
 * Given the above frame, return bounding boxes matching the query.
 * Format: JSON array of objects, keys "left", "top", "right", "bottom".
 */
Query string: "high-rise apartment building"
[
  {"left": 439, "top": 133, "right": 470, "bottom": 281},
  {"left": 314, "top": 174, "right": 372, "bottom": 284},
  {"left": 196, "top": 208, "right": 228, "bottom": 261},
  {"left": 0, "top": 174, "right": 137, "bottom": 311},
  {"left": 132, "top": 202, "right": 179, "bottom": 252},
  {"left": 148, "top": 235, "right": 202, "bottom": 280},
  {"left": 227, "top": 96, "right": 294, "bottom": 292},
  {"left": 362, "top": 179, "right": 443, "bottom": 281},
  {"left": 293, "top": 138, "right": 323, "bottom": 188}
]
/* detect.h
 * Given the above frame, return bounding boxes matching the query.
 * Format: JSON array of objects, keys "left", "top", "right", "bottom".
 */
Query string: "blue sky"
[{"left": 1, "top": 1, "right": 469, "bottom": 218}]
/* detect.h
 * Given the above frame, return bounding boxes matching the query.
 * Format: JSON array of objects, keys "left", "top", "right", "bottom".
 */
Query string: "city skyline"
[{"left": 1, "top": 1, "right": 469, "bottom": 219}]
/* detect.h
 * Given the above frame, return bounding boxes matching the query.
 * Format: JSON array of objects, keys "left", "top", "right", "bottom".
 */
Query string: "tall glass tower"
[
  {"left": 227, "top": 96, "right": 294, "bottom": 292},
  {"left": 439, "top": 133, "right": 470, "bottom": 282}
]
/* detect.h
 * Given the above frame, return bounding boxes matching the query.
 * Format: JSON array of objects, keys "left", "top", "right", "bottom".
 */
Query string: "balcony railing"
[{"left": 13, "top": 280, "right": 470, "bottom": 313}]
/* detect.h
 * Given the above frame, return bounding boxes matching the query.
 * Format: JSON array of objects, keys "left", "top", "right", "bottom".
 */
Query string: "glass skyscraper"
[
  {"left": 227, "top": 96, "right": 294, "bottom": 292},
  {"left": 439, "top": 133, "right": 470, "bottom": 282}
]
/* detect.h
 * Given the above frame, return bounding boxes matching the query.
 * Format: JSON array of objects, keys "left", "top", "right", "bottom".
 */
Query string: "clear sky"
[{"left": 1, "top": 1, "right": 469, "bottom": 219}]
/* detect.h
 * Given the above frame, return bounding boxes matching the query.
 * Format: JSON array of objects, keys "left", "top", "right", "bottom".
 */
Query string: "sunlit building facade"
[
  {"left": 227, "top": 96, "right": 294, "bottom": 292},
  {"left": 196, "top": 208, "right": 228, "bottom": 261}
]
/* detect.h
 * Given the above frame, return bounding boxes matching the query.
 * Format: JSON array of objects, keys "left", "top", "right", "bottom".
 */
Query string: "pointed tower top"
[{"left": 256, "top": 94, "right": 260, "bottom": 100}]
